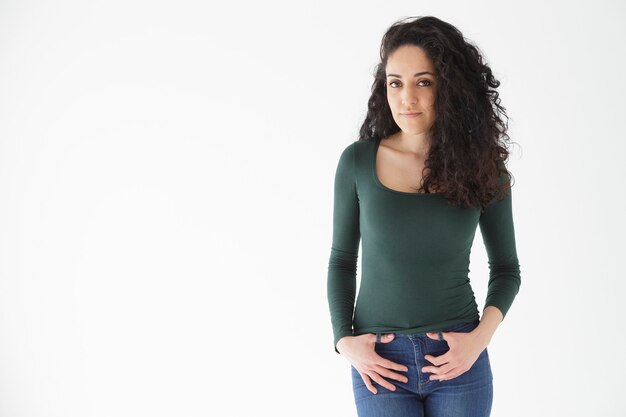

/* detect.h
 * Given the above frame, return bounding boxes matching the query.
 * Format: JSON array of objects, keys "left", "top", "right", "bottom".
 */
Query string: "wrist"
[
  {"left": 473, "top": 306, "right": 502, "bottom": 349},
  {"left": 472, "top": 327, "right": 492, "bottom": 349},
  {"left": 336, "top": 335, "right": 352, "bottom": 352}
]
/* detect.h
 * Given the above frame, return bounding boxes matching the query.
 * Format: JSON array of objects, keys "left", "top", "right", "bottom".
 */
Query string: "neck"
[{"left": 390, "top": 131, "right": 431, "bottom": 157}]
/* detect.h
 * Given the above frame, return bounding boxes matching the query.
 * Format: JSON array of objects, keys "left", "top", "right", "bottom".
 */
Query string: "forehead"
[{"left": 385, "top": 45, "right": 435, "bottom": 74}]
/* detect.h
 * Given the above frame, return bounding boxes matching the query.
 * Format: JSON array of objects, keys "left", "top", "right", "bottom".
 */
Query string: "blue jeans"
[{"left": 351, "top": 319, "right": 493, "bottom": 417}]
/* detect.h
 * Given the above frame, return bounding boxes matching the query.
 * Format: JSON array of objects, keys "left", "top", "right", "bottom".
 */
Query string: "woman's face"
[{"left": 385, "top": 44, "right": 438, "bottom": 136}]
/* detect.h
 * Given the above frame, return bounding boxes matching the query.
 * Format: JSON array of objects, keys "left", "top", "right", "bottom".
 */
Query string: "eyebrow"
[{"left": 386, "top": 71, "right": 435, "bottom": 78}]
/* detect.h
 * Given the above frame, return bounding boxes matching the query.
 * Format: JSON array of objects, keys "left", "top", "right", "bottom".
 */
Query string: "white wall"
[{"left": 0, "top": 0, "right": 624, "bottom": 416}]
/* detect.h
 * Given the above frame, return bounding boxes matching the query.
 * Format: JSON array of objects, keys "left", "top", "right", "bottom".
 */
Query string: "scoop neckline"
[{"left": 371, "top": 137, "right": 444, "bottom": 197}]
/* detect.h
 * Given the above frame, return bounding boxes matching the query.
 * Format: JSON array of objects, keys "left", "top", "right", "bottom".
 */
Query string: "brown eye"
[
  {"left": 388, "top": 81, "right": 400, "bottom": 88},
  {"left": 418, "top": 80, "right": 432, "bottom": 86}
]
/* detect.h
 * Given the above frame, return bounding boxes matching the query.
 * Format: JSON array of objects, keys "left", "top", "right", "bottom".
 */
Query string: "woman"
[{"left": 326, "top": 16, "right": 521, "bottom": 417}]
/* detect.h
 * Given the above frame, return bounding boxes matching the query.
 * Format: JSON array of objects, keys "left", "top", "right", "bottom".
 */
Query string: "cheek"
[
  {"left": 422, "top": 91, "right": 436, "bottom": 107},
  {"left": 387, "top": 97, "right": 402, "bottom": 114},
  {"left": 386, "top": 93, "right": 398, "bottom": 108}
]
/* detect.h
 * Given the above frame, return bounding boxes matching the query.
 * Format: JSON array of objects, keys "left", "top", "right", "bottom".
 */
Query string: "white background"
[{"left": 1, "top": 0, "right": 625, "bottom": 416}]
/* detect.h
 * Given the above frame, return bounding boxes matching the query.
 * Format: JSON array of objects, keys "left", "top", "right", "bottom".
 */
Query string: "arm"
[
  {"left": 327, "top": 143, "right": 361, "bottom": 354},
  {"left": 474, "top": 180, "right": 521, "bottom": 346}
]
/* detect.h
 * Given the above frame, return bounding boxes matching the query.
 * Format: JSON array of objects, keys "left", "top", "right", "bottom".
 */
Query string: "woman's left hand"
[{"left": 421, "top": 330, "right": 487, "bottom": 381}]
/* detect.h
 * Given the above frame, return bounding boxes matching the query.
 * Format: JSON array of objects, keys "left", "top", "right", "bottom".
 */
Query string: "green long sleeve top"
[{"left": 327, "top": 138, "right": 521, "bottom": 353}]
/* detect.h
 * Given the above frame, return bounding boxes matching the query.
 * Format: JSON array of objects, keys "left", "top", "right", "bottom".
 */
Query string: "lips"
[{"left": 401, "top": 112, "right": 422, "bottom": 118}]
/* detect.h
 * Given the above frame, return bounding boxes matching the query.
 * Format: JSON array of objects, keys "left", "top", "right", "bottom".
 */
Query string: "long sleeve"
[
  {"left": 327, "top": 143, "right": 361, "bottom": 354},
  {"left": 478, "top": 181, "right": 521, "bottom": 320}
]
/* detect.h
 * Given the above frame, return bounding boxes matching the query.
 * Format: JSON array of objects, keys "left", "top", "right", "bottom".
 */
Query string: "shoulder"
[
  {"left": 334, "top": 141, "right": 372, "bottom": 184},
  {"left": 335, "top": 140, "right": 374, "bottom": 181},
  {"left": 340, "top": 139, "right": 369, "bottom": 152},
  {"left": 337, "top": 139, "right": 373, "bottom": 162}
]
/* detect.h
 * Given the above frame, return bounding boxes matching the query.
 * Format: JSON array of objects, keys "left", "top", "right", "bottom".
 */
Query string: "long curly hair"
[{"left": 359, "top": 16, "right": 517, "bottom": 212}]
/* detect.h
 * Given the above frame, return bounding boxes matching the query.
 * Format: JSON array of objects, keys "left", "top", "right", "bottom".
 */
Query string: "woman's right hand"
[{"left": 336, "top": 333, "right": 409, "bottom": 394}]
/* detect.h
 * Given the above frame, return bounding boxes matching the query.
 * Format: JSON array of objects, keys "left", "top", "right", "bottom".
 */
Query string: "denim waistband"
[{"left": 374, "top": 319, "right": 480, "bottom": 343}]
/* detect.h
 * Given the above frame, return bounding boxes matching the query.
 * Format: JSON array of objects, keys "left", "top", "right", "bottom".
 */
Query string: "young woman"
[{"left": 326, "top": 16, "right": 521, "bottom": 417}]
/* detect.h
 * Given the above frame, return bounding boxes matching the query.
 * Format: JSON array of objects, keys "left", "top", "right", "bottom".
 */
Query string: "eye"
[{"left": 387, "top": 79, "right": 433, "bottom": 88}]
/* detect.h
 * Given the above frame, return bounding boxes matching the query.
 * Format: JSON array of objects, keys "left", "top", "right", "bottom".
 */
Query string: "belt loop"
[
  {"left": 376, "top": 332, "right": 382, "bottom": 343},
  {"left": 437, "top": 330, "right": 444, "bottom": 341}
]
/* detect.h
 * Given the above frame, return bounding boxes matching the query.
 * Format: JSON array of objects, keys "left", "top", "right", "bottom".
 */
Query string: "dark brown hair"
[{"left": 359, "top": 15, "right": 517, "bottom": 211}]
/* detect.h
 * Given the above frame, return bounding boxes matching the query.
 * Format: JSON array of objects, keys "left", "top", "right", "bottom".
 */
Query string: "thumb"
[{"left": 380, "top": 333, "right": 395, "bottom": 343}]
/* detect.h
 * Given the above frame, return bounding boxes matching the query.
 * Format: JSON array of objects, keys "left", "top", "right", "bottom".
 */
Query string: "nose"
[{"left": 400, "top": 85, "right": 417, "bottom": 106}]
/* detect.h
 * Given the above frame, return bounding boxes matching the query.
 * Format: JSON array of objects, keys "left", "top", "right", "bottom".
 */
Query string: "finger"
[
  {"left": 368, "top": 371, "right": 398, "bottom": 392},
  {"left": 372, "top": 364, "right": 409, "bottom": 383},
  {"left": 424, "top": 351, "right": 451, "bottom": 366},
  {"left": 358, "top": 370, "right": 378, "bottom": 394},
  {"left": 430, "top": 361, "right": 471, "bottom": 380},
  {"left": 380, "top": 333, "right": 396, "bottom": 344},
  {"left": 376, "top": 356, "right": 409, "bottom": 373},
  {"left": 426, "top": 331, "right": 438, "bottom": 340},
  {"left": 439, "top": 331, "right": 452, "bottom": 341},
  {"left": 430, "top": 367, "right": 463, "bottom": 381},
  {"left": 423, "top": 362, "right": 455, "bottom": 376}
]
